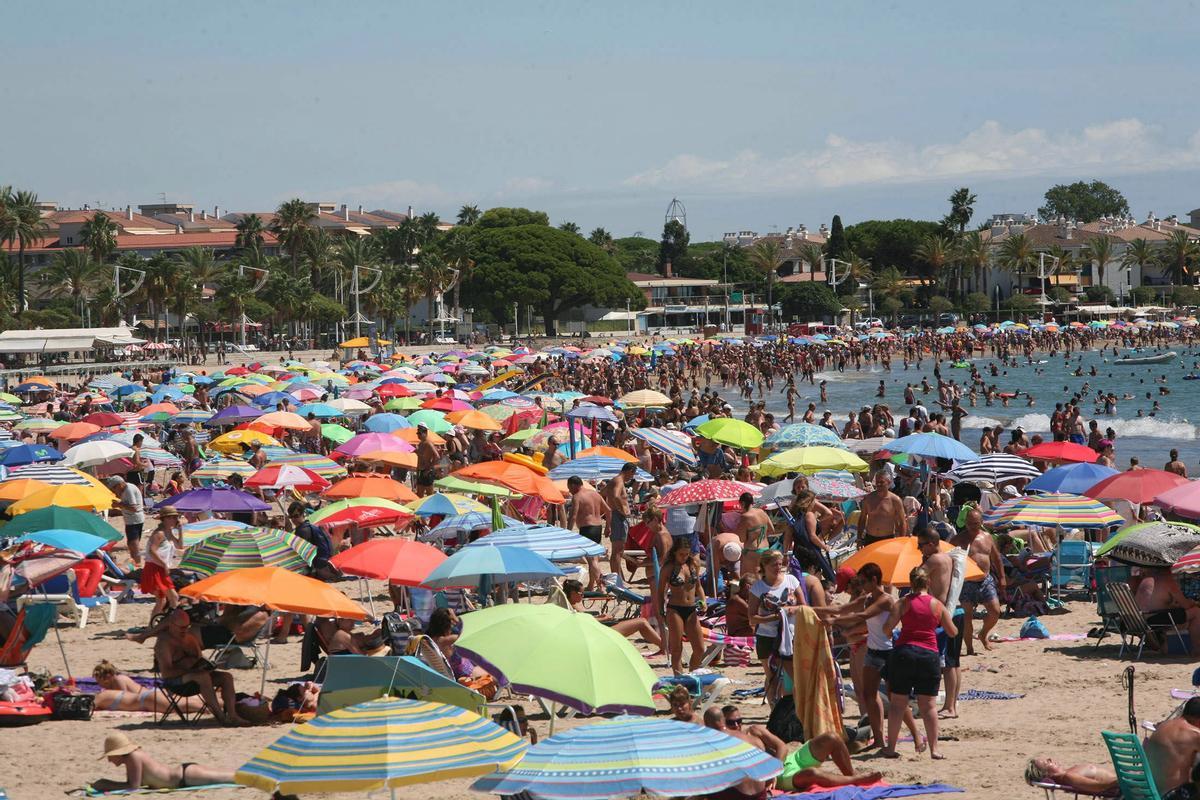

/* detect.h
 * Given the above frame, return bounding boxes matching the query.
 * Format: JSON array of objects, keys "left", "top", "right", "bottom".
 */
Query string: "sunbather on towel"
[
  {"left": 97, "top": 732, "right": 234, "bottom": 791},
  {"left": 91, "top": 660, "right": 205, "bottom": 714},
  {"left": 1024, "top": 756, "right": 1118, "bottom": 795}
]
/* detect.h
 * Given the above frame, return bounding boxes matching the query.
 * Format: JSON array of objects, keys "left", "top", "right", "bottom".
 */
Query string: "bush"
[
  {"left": 961, "top": 292, "right": 990, "bottom": 314},
  {"left": 1172, "top": 286, "right": 1200, "bottom": 307},
  {"left": 928, "top": 296, "right": 954, "bottom": 314},
  {"left": 1049, "top": 287, "right": 1072, "bottom": 304},
  {"left": 1129, "top": 285, "right": 1158, "bottom": 306},
  {"left": 1006, "top": 293, "right": 1035, "bottom": 317},
  {"left": 1084, "top": 285, "right": 1115, "bottom": 303}
]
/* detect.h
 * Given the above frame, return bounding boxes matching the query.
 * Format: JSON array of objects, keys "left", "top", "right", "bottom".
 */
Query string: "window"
[{"left": 65, "top": 236, "right": 73, "bottom": 245}]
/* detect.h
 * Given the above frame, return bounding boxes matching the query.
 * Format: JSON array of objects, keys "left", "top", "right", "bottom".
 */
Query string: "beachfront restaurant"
[{"left": 0, "top": 326, "right": 146, "bottom": 368}]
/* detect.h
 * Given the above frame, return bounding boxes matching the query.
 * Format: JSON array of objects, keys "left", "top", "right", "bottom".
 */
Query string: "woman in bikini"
[
  {"left": 91, "top": 660, "right": 206, "bottom": 715},
  {"left": 99, "top": 732, "right": 235, "bottom": 791},
  {"left": 657, "top": 537, "right": 707, "bottom": 675}
]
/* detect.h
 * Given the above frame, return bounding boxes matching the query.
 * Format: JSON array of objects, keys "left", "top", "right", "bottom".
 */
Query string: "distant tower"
[{"left": 665, "top": 198, "right": 687, "bottom": 232}]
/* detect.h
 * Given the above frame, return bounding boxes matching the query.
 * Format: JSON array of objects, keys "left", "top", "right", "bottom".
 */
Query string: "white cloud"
[{"left": 624, "top": 119, "right": 1200, "bottom": 193}]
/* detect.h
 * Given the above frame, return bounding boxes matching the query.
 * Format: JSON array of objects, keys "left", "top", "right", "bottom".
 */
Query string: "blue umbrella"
[
  {"left": 156, "top": 488, "right": 271, "bottom": 513},
  {"left": 205, "top": 405, "right": 263, "bottom": 426},
  {"left": 151, "top": 386, "right": 186, "bottom": 402},
  {"left": 683, "top": 414, "right": 710, "bottom": 431},
  {"left": 422, "top": 545, "right": 566, "bottom": 588},
  {"left": 363, "top": 413, "right": 413, "bottom": 432},
  {"left": 885, "top": 432, "right": 978, "bottom": 462},
  {"left": 764, "top": 422, "right": 847, "bottom": 450},
  {"left": 548, "top": 456, "right": 652, "bottom": 482},
  {"left": 15, "top": 529, "right": 109, "bottom": 554},
  {"left": 169, "top": 409, "right": 213, "bottom": 425},
  {"left": 12, "top": 382, "right": 52, "bottom": 393},
  {"left": 481, "top": 389, "right": 520, "bottom": 401},
  {"left": 1027, "top": 462, "right": 1120, "bottom": 495},
  {"left": 113, "top": 382, "right": 145, "bottom": 397},
  {"left": 295, "top": 403, "right": 341, "bottom": 419},
  {"left": 253, "top": 391, "right": 294, "bottom": 407},
  {"left": 472, "top": 716, "right": 781, "bottom": 800},
  {"left": 426, "top": 512, "right": 521, "bottom": 538},
  {"left": 464, "top": 523, "right": 605, "bottom": 561},
  {"left": 565, "top": 404, "right": 619, "bottom": 424},
  {"left": 0, "top": 444, "right": 65, "bottom": 467}
]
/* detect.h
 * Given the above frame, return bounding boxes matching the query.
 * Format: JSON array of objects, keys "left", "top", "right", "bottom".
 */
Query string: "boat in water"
[{"left": 1114, "top": 350, "right": 1177, "bottom": 365}]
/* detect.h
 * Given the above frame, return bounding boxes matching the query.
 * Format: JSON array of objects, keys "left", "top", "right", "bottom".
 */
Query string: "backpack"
[
  {"left": 1019, "top": 616, "right": 1049, "bottom": 639},
  {"left": 382, "top": 613, "right": 423, "bottom": 655}
]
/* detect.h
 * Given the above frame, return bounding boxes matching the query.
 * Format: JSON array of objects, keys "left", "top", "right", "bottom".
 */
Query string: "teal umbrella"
[{"left": 0, "top": 506, "right": 120, "bottom": 542}]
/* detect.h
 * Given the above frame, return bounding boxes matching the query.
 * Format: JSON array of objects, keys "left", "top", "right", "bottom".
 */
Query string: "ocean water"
[{"left": 725, "top": 344, "right": 1200, "bottom": 469}]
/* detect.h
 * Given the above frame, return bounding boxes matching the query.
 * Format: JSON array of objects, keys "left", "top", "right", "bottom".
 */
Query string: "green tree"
[
  {"left": 136, "top": 253, "right": 178, "bottom": 340},
  {"left": 870, "top": 266, "right": 912, "bottom": 319},
  {"left": 304, "top": 228, "right": 339, "bottom": 294},
  {"left": 417, "top": 212, "right": 442, "bottom": 244},
  {"left": 461, "top": 223, "right": 643, "bottom": 336},
  {"left": 417, "top": 251, "right": 453, "bottom": 336},
  {"left": 997, "top": 233, "right": 1037, "bottom": 280},
  {"left": 0, "top": 189, "right": 49, "bottom": 312},
  {"left": 438, "top": 226, "right": 475, "bottom": 323},
  {"left": 332, "top": 235, "right": 378, "bottom": 313},
  {"left": 914, "top": 233, "right": 953, "bottom": 290},
  {"left": 878, "top": 296, "right": 903, "bottom": 324},
  {"left": 843, "top": 219, "right": 943, "bottom": 277},
  {"left": 825, "top": 215, "right": 848, "bottom": 261},
  {"left": 173, "top": 246, "right": 225, "bottom": 347},
  {"left": 1048, "top": 286, "right": 1072, "bottom": 304},
  {"left": 958, "top": 231, "right": 991, "bottom": 294},
  {"left": 271, "top": 198, "right": 316, "bottom": 279},
  {"left": 942, "top": 187, "right": 976, "bottom": 236},
  {"left": 657, "top": 220, "right": 689, "bottom": 275},
  {"left": 1038, "top": 180, "right": 1130, "bottom": 222},
  {"left": 41, "top": 249, "right": 101, "bottom": 318},
  {"left": 1084, "top": 235, "right": 1116, "bottom": 293},
  {"left": 235, "top": 213, "right": 265, "bottom": 251},
  {"left": 1007, "top": 292, "right": 1035, "bottom": 318},
  {"left": 962, "top": 292, "right": 990, "bottom": 314},
  {"left": 840, "top": 294, "right": 863, "bottom": 325},
  {"left": 1084, "top": 285, "right": 1115, "bottom": 303},
  {"left": 80, "top": 211, "right": 119, "bottom": 264},
  {"left": 1130, "top": 285, "right": 1157, "bottom": 305},
  {"left": 588, "top": 227, "right": 615, "bottom": 254},
  {"left": 1162, "top": 229, "right": 1200, "bottom": 286},
  {"left": 558, "top": 221, "right": 581, "bottom": 235},
  {"left": 748, "top": 239, "right": 784, "bottom": 327},
  {"left": 457, "top": 204, "right": 482, "bottom": 226},
  {"left": 776, "top": 281, "right": 841, "bottom": 322},
  {"left": 477, "top": 207, "right": 549, "bottom": 229},
  {"left": 1172, "top": 286, "right": 1200, "bottom": 306},
  {"left": 1122, "top": 237, "right": 1159, "bottom": 283},
  {"left": 612, "top": 237, "right": 659, "bottom": 274},
  {"left": 795, "top": 243, "right": 825, "bottom": 281}
]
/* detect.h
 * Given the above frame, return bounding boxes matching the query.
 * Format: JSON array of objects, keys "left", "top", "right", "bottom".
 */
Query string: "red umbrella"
[
  {"left": 375, "top": 383, "right": 415, "bottom": 398},
  {"left": 245, "top": 464, "right": 331, "bottom": 493},
  {"left": 330, "top": 538, "right": 446, "bottom": 587},
  {"left": 1020, "top": 441, "right": 1099, "bottom": 464},
  {"left": 581, "top": 395, "right": 614, "bottom": 406},
  {"left": 421, "top": 396, "right": 473, "bottom": 412},
  {"left": 81, "top": 412, "right": 125, "bottom": 428},
  {"left": 657, "top": 479, "right": 761, "bottom": 507},
  {"left": 1084, "top": 469, "right": 1189, "bottom": 505}
]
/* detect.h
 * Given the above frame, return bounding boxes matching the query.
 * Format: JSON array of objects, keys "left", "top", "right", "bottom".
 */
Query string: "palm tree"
[
  {"left": 1162, "top": 229, "right": 1200, "bottom": 286},
  {"left": 417, "top": 212, "right": 441, "bottom": 245},
  {"left": 417, "top": 252, "right": 452, "bottom": 338},
  {"left": 439, "top": 227, "right": 475, "bottom": 325},
  {"left": 271, "top": 199, "right": 316, "bottom": 279},
  {"left": 748, "top": 239, "right": 784, "bottom": 328},
  {"left": 1121, "top": 237, "right": 1158, "bottom": 285},
  {"left": 137, "top": 254, "right": 178, "bottom": 341},
  {"left": 870, "top": 267, "right": 908, "bottom": 323},
  {"left": 844, "top": 253, "right": 874, "bottom": 288},
  {"left": 457, "top": 205, "right": 481, "bottom": 226},
  {"left": 1085, "top": 235, "right": 1116, "bottom": 295},
  {"left": 333, "top": 236, "right": 378, "bottom": 339},
  {"left": 944, "top": 187, "right": 977, "bottom": 236},
  {"left": 915, "top": 233, "right": 953, "bottom": 291},
  {"left": 0, "top": 189, "right": 49, "bottom": 312},
  {"left": 559, "top": 221, "right": 581, "bottom": 235},
  {"left": 303, "top": 228, "right": 339, "bottom": 295},
  {"left": 588, "top": 227, "right": 615, "bottom": 254},
  {"left": 385, "top": 217, "right": 423, "bottom": 265},
  {"left": 80, "top": 212, "right": 119, "bottom": 264},
  {"left": 998, "top": 233, "right": 1037, "bottom": 296},
  {"left": 385, "top": 262, "right": 422, "bottom": 344},
  {"left": 235, "top": 213, "right": 265, "bottom": 251},
  {"left": 41, "top": 249, "right": 101, "bottom": 319},
  {"left": 795, "top": 242, "right": 825, "bottom": 281},
  {"left": 174, "top": 247, "right": 225, "bottom": 348},
  {"left": 958, "top": 231, "right": 991, "bottom": 294}
]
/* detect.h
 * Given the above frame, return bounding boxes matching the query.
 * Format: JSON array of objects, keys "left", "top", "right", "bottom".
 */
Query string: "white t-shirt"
[
  {"left": 120, "top": 484, "right": 145, "bottom": 525},
  {"left": 750, "top": 574, "right": 800, "bottom": 637}
]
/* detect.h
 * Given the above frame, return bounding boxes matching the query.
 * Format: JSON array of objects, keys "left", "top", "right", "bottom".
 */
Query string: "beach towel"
[
  {"left": 945, "top": 547, "right": 967, "bottom": 614},
  {"left": 779, "top": 783, "right": 963, "bottom": 800},
  {"left": 993, "top": 633, "right": 1086, "bottom": 643},
  {"left": 957, "top": 689, "right": 1024, "bottom": 700},
  {"left": 75, "top": 784, "right": 242, "bottom": 796},
  {"left": 791, "top": 605, "right": 843, "bottom": 741}
]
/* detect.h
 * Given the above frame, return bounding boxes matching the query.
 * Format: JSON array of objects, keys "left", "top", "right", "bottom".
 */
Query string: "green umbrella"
[
  {"left": 433, "top": 475, "right": 514, "bottom": 498},
  {"left": 316, "top": 655, "right": 485, "bottom": 717},
  {"left": 694, "top": 418, "right": 765, "bottom": 450},
  {"left": 0, "top": 505, "right": 121, "bottom": 543},
  {"left": 502, "top": 427, "right": 541, "bottom": 445},
  {"left": 456, "top": 604, "right": 656, "bottom": 720},
  {"left": 178, "top": 527, "right": 316, "bottom": 576},
  {"left": 321, "top": 423, "right": 354, "bottom": 445},
  {"left": 384, "top": 397, "right": 423, "bottom": 411},
  {"left": 407, "top": 410, "right": 452, "bottom": 433}
]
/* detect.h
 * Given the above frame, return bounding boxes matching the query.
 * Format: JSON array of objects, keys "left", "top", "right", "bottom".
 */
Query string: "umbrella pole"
[
  {"left": 548, "top": 701, "right": 556, "bottom": 735},
  {"left": 360, "top": 577, "right": 376, "bottom": 619},
  {"left": 260, "top": 613, "right": 273, "bottom": 696}
]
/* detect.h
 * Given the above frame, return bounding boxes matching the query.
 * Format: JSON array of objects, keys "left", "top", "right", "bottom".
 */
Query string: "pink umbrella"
[
  {"left": 334, "top": 432, "right": 415, "bottom": 458},
  {"left": 658, "top": 479, "right": 761, "bottom": 507},
  {"left": 1153, "top": 481, "right": 1200, "bottom": 517},
  {"left": 1085, "top": 469, "right": 1189, "bottom": 505},
  {"left": 289, "top": 387, "right": 325, "bottom": 401}
]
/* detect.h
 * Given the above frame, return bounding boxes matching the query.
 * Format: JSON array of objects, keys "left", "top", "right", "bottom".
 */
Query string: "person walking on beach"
[
  {"left": 857, "top": 471, "right": 906, "bottom": 546},
  {"left": 602, "top": 462, "right": 635, "bottom": 579},
  {"left": 953, "top": 508, "right": 1004, "bottom": 654}
]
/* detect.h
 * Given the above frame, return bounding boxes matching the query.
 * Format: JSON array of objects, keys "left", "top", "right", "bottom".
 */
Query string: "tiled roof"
[{"left": 5, "top": 230, "right": 278, "bottom": 255}]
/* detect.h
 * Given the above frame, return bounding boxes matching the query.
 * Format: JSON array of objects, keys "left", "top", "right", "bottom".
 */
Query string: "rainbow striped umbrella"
[
  {"left": 178, "top": 527, "right": 315, "bottom": 575},
  {"left": 181, "top": 518, "right": 253, "bottom": 547},
  {"left": 267, "top": 452, "right": 348, "bottom": 480},
  {"left": 1172, "top": 542, "right": 1200, "bottom": 574},
  {"left": 472, "top": 716, "right": 780, "bottom": 800},
  {"left": 190, "top": 458, "right": 256, "bottom": 483},
  {"left": 235, "top": 698, "right": 526, "bottom": 795},
  {"left": 983, "top": 492, "right": 1122, "bottom": 529},
  {"left": 629, "top": 427, "right": 697, "bottom": 466}
]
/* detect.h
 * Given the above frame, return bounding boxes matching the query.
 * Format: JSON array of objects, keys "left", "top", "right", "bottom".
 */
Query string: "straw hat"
[
  {"left": 100, "top": 732, "right": 140, "bottom": 759},
  {"left": 158, "top": 505, "right": 180, "bottom": 518}
]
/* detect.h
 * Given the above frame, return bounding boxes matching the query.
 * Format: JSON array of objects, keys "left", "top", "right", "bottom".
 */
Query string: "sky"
[{"left": 5, "top": 1, "right": 1200, "bottom": 240}]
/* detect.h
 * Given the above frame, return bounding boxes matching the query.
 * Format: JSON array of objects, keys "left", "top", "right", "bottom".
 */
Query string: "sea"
[{"left": 725, "top": 344, "right": 1200, "bottom": 469}]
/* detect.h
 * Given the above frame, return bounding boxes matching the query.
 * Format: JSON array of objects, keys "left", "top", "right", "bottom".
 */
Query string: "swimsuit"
[
  {"left": 666, "top": 567, "right": 699, "bottom": 621},
  {"left": 104, "top": 688, "right": 156, "bottom": 711}
]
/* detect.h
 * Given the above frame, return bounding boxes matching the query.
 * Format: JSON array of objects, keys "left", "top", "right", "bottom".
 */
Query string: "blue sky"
[{"left": 6, "top": 1, "right": 1200, "bottom": 239}]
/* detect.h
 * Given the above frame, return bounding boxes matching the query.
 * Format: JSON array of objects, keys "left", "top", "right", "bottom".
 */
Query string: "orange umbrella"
[
  {"left": 330, "top": 538, "right": 447, "bottom": 587},
  {"left": 840, "top": 536, "right": 984, "bottom": 587},
  {"left": 453, "top": 461, "right": 565, "bottom": 504},
  {"left": 357, "top": 450, "right": 418, "bottom": 470},
  {"left": 324, "top": 475, "right": 418, "bottom": 504},
  {"left": 25, "top": 376, "right": 56, "bottom": 387},
  {"left": 0, "top": 478, "right": 52, "bottom": 503},
  {"left": 576, "top": 445, "right": 638, "bottom": 463},
  {"left": 393, "top": 428, "right": 446, "bottom": 446},
  {"left": 49, "top": 422, "right": 102, "bottom": 442},
  {"left": 181, "top": 566, "right": 367, "bottom": 619},
  {"left": 445, "top": 410, "right": 503, "bottom": 432},
  {"left": 237, "top": 383, "right": 271, "bottom": 398},
  {"left": 138, "top": 402, "right": 180, "bottom": 418},
  {"left": 255, "top": 411, "right": 313, "bottom": 431}
]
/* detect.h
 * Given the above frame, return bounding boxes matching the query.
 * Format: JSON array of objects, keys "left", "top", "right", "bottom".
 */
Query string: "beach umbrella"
[
  {"left": 406, "top": 409, "right": 453, "bottom": 433},
  {"left": 181, "top": 518, "right": 253, "bottom": 547},
  {"left": 453, "top": 461, "right": 565, "bottom": 503},
  {"left": 324, "top": 476, "right": 418, "bottom": 504},
  {"left": 1152, "top": 481, "right": 1200, "bottom": 519},
  {"left": 14, "top": 418, "right": 65, "bottom": 434},
  {"left": 944, "top": 453, "right": 1041, "bottom": 484},
  {"left": 294, "top": 402, "right": 340, "bottom": 419},
  {"left": 0, "top": 505, "right": 121, "bottom": 543},
  {"left": 307, "top": 497, "right": 414, "bottom": 530},
  {"left": 1026, "top": 462, "right": 1119, "bottom": 494},
  {"left": 209, "top": 429, "right": 281, "bottom": 455},
  {"left": 422, "top": 544, "right": 565, "bottom": 588},
  {"left": 1085, "top": 469, "right": 1190, "bottom": 505},
  {"left": 356, "top": 450, "right": 418, "bottom": 470},
  {"left": 61, "top": 440, "right": 134, "bottom": 468},
  {"left": 575, "top": 445, "right": 638, "bottom": 463},
  {"left": 841, "top": 536, "right": 984, "bottom": 586},
  {"left": 6, "top": 463, "right": 99, "bottom": 486},
  {"left": 409, "top": 492, "right": 488, "bottom": 517},
  {"left": 425, "top": 512, "right": 514, "bottom": 542},
  {"left": 335, "top": 433, "right": 414, "bottom": 459},
  {"left": 465, "top": 523, "right": 606, "bottom": 561},
  {"left": 8, "top": 482, "right": 116, "bottom": 514},
  {"left": 421, "top": 396, "right": 473, "bottom": 412},
  {"left": 156, "top": 488, "right": 271, "bottom": 513},
  {"left": 190, "top": 458, "right": 257, "bottom": 483},
  {"left": 1171, "top": 543, "right": 1200, "bottom": 575},
  {"left": 235, "top": 697, "right": 526, "bottom": 796},
  {"left": 472, "top": 715, "right": 781, "bottom": 800},
  {"left": 444, "top": 409, "right": 503, "bottom": 431},
  {"left": 1097, "top": 521, "right": 1200, "bottom": 568},
  {"left": 694, "top": 418, "right": 765, "bottom": 451},
  {"left": 316, "top": 656, "right": 485, "bottom": 717},
  {"left": 48, "top": 422, "right": 102, "bottom": 442},
  {"left": 246, "top": 464, "right": 331, "bottom": 493},
  {"left": 327, "top": 398, "right": 372, "bottom": 415},
  {"left": 433, "top": 475, "right": 515, "bottom": 497},
  {"left": 456, "top": 603, "right": 655, "bottom": 716},
  {"left": 14, "top": 528, "right": 109, "bottom": 554},
  {"left": 255, "top": 411, "right": 312, "bottom": 431},
  {"left": 1020, "top": 441, "right": 1099, "bottom": 464},
  {"left": 617, "top": 389, "right": 671, "bottom": 408},
  {"left": 182, "top": 565, "right": 367, "bottom": 618},
  {"left": 565, "top": 404, "right": 620, "bottom": 424},
  {"left": 763, "top": 423, "right": 846, "bottom": 450},
  {"left": 319, "top": 423, "right": 354, "bottom": 445},
  {"left": 168, "top": 410, "right": 213, "bottom": 426},
  {"left": 0, "top": 444, "right": 64, "bottom": 467},
  {"left": 756, "top": 446, "right": 868, "bottom": 477},
  {"left": 0, "top": 478, "right": 53, "bottom": 503},
  {"left": 548, "top": 456, "right": 652, "bottom": 482},
  {"left": 205, "top": 405, "right": 263, "bottom": 426},
  {"left": 267, "top": 452, "right": 348, "bottom": 480},
  {"left": 178, "top": 527, "right": 316, "bottom": 575},
  {"left": 657, "top": 479, "right": 760, "bottom": 507},
  {"left": 628, "top": 427, "right": 697, "bottom": 466},
  {"left": 983, "top": 492, "right": 1123, "bottom": 529},
  {"left": 753, "top": 476, "right": 864, "bottom": 509},
  {"left": 331, "top": 538, "right": 447, "bottom": 586},
  {"left": 885, "top": 432, "right": 978, "bottom": 462},
  {"left": 363, "top": 413, "right": 413, "bottom": 433}
]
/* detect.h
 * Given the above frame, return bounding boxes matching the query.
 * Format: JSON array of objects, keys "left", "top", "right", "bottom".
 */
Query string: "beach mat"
[
  {"left": 993, "top": 633, "right": 1085, "bottom": 643},
  {"left": 779, "top": 782, "right": 963, "bottom": 800},
  {"left": 75, "top": 784, "right": 241, "bottom": 796}
]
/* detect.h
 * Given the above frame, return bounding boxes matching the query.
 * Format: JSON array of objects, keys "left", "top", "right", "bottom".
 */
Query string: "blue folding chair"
[{"left": 1052, "top": 540, "right": 1094, "bottom": 599}]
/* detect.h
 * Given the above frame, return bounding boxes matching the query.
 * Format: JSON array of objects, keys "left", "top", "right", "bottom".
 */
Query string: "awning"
[{"left": 94, "top": 335, "right": 146, "bottom": 347}]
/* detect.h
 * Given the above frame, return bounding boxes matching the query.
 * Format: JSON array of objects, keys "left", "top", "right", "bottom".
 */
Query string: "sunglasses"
[{"left": 725, "top": 717, "right": 743, "bottom": 727}]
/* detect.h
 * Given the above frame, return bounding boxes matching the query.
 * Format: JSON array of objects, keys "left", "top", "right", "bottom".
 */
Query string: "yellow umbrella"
[
  {"left": 9, "top": 482, "right": 117, "bottom": 514},
  {"left": 0, "top": 478, "right": 52, "bottom": 503},
  {"left": 339, "top": 336, "right": 393, "bottom": 348},
  {"left": 209, "top": 429, "right": 282, "bottom": 455},
  {"left": 755, "top": 446, "right": 868, "bottom": 477},
  {"left": 618, "top": 389, "right": 672, "bottom": 408}
]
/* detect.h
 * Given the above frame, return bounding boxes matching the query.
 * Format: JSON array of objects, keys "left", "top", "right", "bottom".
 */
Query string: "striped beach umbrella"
[
  {"left": 464, "top": 523, "right": 606, "bottom": 560},
  {"left": 983, "top": 492, "right": 1123, "bottom": 529},
  {"left": 235, "top": 698, "right": 526, "bottom": 795},
  {"left": 191, "top": 458, "right": 257, "bottom": 483},
  {"left": 267, "top": 452, "right": 348, "bottom": 480},
  {"left": 1172, "top": 543, "right": 1200, "bottom": 574},
  {"left": 472, "top": 715, "right": 780, "bottom": 800},
  {"left": 629, "top": 427, "right": 697, "bottom": 466},
  {"left": 1097, "top": 521, "right": 1200, "bottom": 568},
  {"left": 5, "top": 463, "right": 97, "bottom": 486},
  {"left": 169, "top": 409, "right": 213, "bottom": 426},
  {"left": 308, "top": 497, "right": 414, "bottom": 530},
  {"left": 178, "top": 527, "right": 316, "bottom": 575},
  {"left": 945, "top": 453, "right": 1041, "bottom": 484},
  {"left": 763, "top": 422, "right": 847, "bottom": 450},
  {"left": 409, "top": 492, "right": 489, "bottom": 517},
  {"left": 181, "top": 518, "right": 253, "bottom": 547},
  {"left": 548, "top": 456, "right": 652, "bottom": 482}
]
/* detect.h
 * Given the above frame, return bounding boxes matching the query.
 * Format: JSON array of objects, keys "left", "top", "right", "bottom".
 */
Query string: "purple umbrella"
[
  {"left": 155, "top": 488, "right": 271, "bottom": 513},
  {"left": 334, "top": 432, "right": 415, "bottom": 458},
  {"left": 204, "top": 405, "right": 264, "bottom": 426}
]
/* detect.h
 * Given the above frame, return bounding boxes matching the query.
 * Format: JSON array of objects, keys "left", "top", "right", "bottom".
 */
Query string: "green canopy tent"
[{"left": 317, "top": 654, "right": 485, "bottom": 717}]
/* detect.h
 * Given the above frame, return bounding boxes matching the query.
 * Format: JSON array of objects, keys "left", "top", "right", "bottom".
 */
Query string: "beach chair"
[
  {"left": 0, "top": 604, "right": 56, "bottom": 668},
  {"left": 16, "top": 570, "right": 118, "bottom": 628},
  {"left": 153, "top": 666, "right": 214, "bottom": 725},
  {"left": 406, "top": 635, "right": 455, "bottom": 681},
  {"left": 1093, "top": 563, "right": 1133, "bottom": 647},
  {"left": 1052, "top": 540, "right": 1094, "bottom": 598},
  {"left": 1101, "top": 730, "right": 1162, "bottom": 800},
  {"left": 1107, "top": 582, "right": 1188, "bottom": 659}
]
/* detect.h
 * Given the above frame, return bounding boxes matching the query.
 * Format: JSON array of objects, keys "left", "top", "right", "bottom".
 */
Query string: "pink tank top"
[{"left": 896, "top": 593, "right": 939, "bottom": 652}]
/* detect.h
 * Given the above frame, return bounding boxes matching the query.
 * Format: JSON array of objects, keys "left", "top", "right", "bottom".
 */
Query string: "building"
[{"left": 723, "top": 224, "right": 830, "bottom": 282}]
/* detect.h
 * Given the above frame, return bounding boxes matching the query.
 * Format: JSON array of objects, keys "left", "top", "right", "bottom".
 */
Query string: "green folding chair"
[{"left": 1101, "top": 730, "right": 1161, "bottom": 800}]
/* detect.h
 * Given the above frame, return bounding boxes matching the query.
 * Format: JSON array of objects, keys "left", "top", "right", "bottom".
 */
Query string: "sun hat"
[
  {"left": 101, "top": 732, "right": 140, "bottom": 759},
  {"left": 158, "top": 505, "right": 181, "bottom": 518},
  {"left": 835, "top": 565, "right": 856, "bottom": 593}
]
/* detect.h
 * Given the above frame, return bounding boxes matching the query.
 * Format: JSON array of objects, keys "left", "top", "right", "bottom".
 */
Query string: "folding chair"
[
  {"left": 1052, "top": 540, "right": 1095, "bottom": 599},
  {"left": 153, "top": 666, "right": 214, "bottom": 725},
  {"left": 1093, "top": 563, "right": 1132, "bottom": 647},
  {"left": 16, "top": 570, "right": 117, "bottom": 628},
  {"left": 405, "top": 635, "right": 455, "bottom": 681},
  {"left": 0, "top": 604, "right": 56, "bottom": 668},
  {"left": 1107, "top": 582, "right": 1188, "bottom": 659},
  {"left": 1101, "top": 730, "right": 1161, "bottom": 800}
]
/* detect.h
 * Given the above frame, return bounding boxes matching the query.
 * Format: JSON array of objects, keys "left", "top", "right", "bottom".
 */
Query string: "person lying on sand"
[
  {"left": 1024, "top": 756, "right": 1118, "bottom": 794},
  {"left": 91, "top": 660, "right": 206, "bottom": 714},
  {"left": 96, "top": 732, "right": 234, "bottom": 791}
]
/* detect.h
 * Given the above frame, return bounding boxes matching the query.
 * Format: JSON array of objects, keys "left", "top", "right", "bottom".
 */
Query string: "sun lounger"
[
  {"left": 16, "top": 569, "right": 119, "bottom": 628},
  {"left": 1029, "top": 780, "right": 1119, "bottom": 800},
  {"left": 1106, "top": 582, "right": 1188, "bottom": 659},
  {"left": 1101, "top": 730, "right": 1162, "bottom": 800}
]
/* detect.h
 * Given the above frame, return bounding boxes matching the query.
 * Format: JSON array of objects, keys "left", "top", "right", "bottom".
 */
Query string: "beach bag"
[
  {"left": 462, "top": 674, "right": 498, "bottom": 701},
  {"left": 383, "top": 612, "right": 422, "bottom": 655},
  {"left": 50, "top": 692, "right": 94, "bottom": 721},
  {"left": 1019, "top": 616, "right": 1049, "bottom": 639},
  {"left": 766, "top": 693, "right": 806, "bottom": 743}
]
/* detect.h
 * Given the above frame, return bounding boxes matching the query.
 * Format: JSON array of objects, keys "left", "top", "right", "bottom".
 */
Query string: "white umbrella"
[
  {"left": 62, "top": 440, "right": 135, "bottom": 468},
  {"left": 326, "top": 398, "right": 372, "bottom": 415}
]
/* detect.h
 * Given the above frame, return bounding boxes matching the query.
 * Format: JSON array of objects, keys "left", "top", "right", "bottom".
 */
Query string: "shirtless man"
[
  {"left": 1165, "top": 448, "right": 1189, "bottom": 478},
  {"left": 953, "top": 508, "right": 1005, "bottom": 654},
  {"left": 601, "top": 462, "right": 636, "bottom": 579},
  {"left": 566, "top": 475, "right": 609, "bottom": 589},
  {"left": 733, "top": 492, "right": 774, "bottom": 578},
  {"left": 704, "top": 705, "right": 786, "bottom": 758},
  {"left": 1145, "top": 699, "right": 1200, "bottom": 794},
  {"left": 414, "top": 425, "right": 439, "bottom": 497},
  {"left": 1024, "top": 756, "right": 1118, "bottom": 795},
  {"left": 153, "top": 609, "right": 246, "bottom": 725},
  {"left": 857, "top": 471, "right": 906, "bottom": 546},
  {"left": 1135, "top": 568, "right": 1200, "bottom": 655},
  {"left": 917, "top": 526, "right": 963, "bottom": 720}
]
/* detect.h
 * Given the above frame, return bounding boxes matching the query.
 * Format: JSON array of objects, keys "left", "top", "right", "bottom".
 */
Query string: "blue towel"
[{"left": 778, "top": 782, "right": 964, "bottom": 800}]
